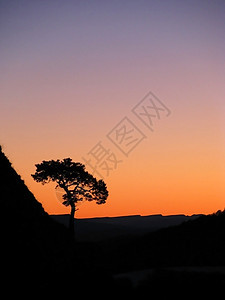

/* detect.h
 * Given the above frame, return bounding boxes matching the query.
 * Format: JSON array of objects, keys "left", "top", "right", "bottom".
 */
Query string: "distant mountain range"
[{"left": 51, "top": 213, "right": 202, "bottom": 241}]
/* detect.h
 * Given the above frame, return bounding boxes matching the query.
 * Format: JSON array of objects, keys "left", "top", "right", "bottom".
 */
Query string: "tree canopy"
[{"left": 32, "top": 158, "right": 109, "bottom": 235}]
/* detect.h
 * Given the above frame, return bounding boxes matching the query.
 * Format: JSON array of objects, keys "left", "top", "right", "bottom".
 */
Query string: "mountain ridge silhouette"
[{"left": 51, "top": 213, "right": 202, "bottom": 241}]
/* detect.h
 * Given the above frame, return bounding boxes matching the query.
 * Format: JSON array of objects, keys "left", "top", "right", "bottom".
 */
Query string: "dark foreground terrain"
[{"left": 1, "top": 145, "right": 225, "bottom": 298}]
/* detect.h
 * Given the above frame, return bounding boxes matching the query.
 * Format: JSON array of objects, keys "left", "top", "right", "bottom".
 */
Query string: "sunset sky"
[{"left": 1, "top": 0, "right": 225, "bottom": 218}]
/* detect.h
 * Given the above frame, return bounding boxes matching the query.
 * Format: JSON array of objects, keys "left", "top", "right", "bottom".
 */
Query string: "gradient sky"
[{"left": 1, "top": 0, "right": 225, "bottom": 218}]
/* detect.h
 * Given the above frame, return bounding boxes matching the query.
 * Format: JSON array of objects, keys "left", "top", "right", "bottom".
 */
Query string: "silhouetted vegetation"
[
  {"left": 1, "top": 145, "right": 225, "bottom": 297},
  {"left": 31, "top": 158, "right": 108, "bottom": 236}
]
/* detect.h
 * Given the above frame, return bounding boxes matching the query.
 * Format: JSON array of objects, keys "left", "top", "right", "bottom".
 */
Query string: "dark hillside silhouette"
[
  {"left": 0, "top": 146, "right": 75, "bottom": 294},
  {"left": 90, "top": 210, "right": 225, "bottom": 273},
  {"left": 51, "top": 213, "right": 201, "bottom": 241},
  {"left": 0, "top": 147, "right": 45, "bottom": 218}
]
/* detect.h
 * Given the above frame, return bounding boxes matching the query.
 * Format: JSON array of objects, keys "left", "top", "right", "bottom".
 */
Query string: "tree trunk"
[{"left": 69, "top": 204, "right": 75, "bottom": 238}]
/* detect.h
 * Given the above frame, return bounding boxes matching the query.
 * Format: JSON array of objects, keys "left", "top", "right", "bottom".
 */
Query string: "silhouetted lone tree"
[{"left": 31, "top": 158, "right": 108, "bottom": 237}]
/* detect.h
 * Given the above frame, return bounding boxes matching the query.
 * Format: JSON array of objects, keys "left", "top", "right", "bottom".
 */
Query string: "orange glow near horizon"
[
  {"left": 5, "top": 109, "right": 224, "bottom": 218},
  {"left": 1, "top": 1, "right": 225, "bottom": 218}
]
